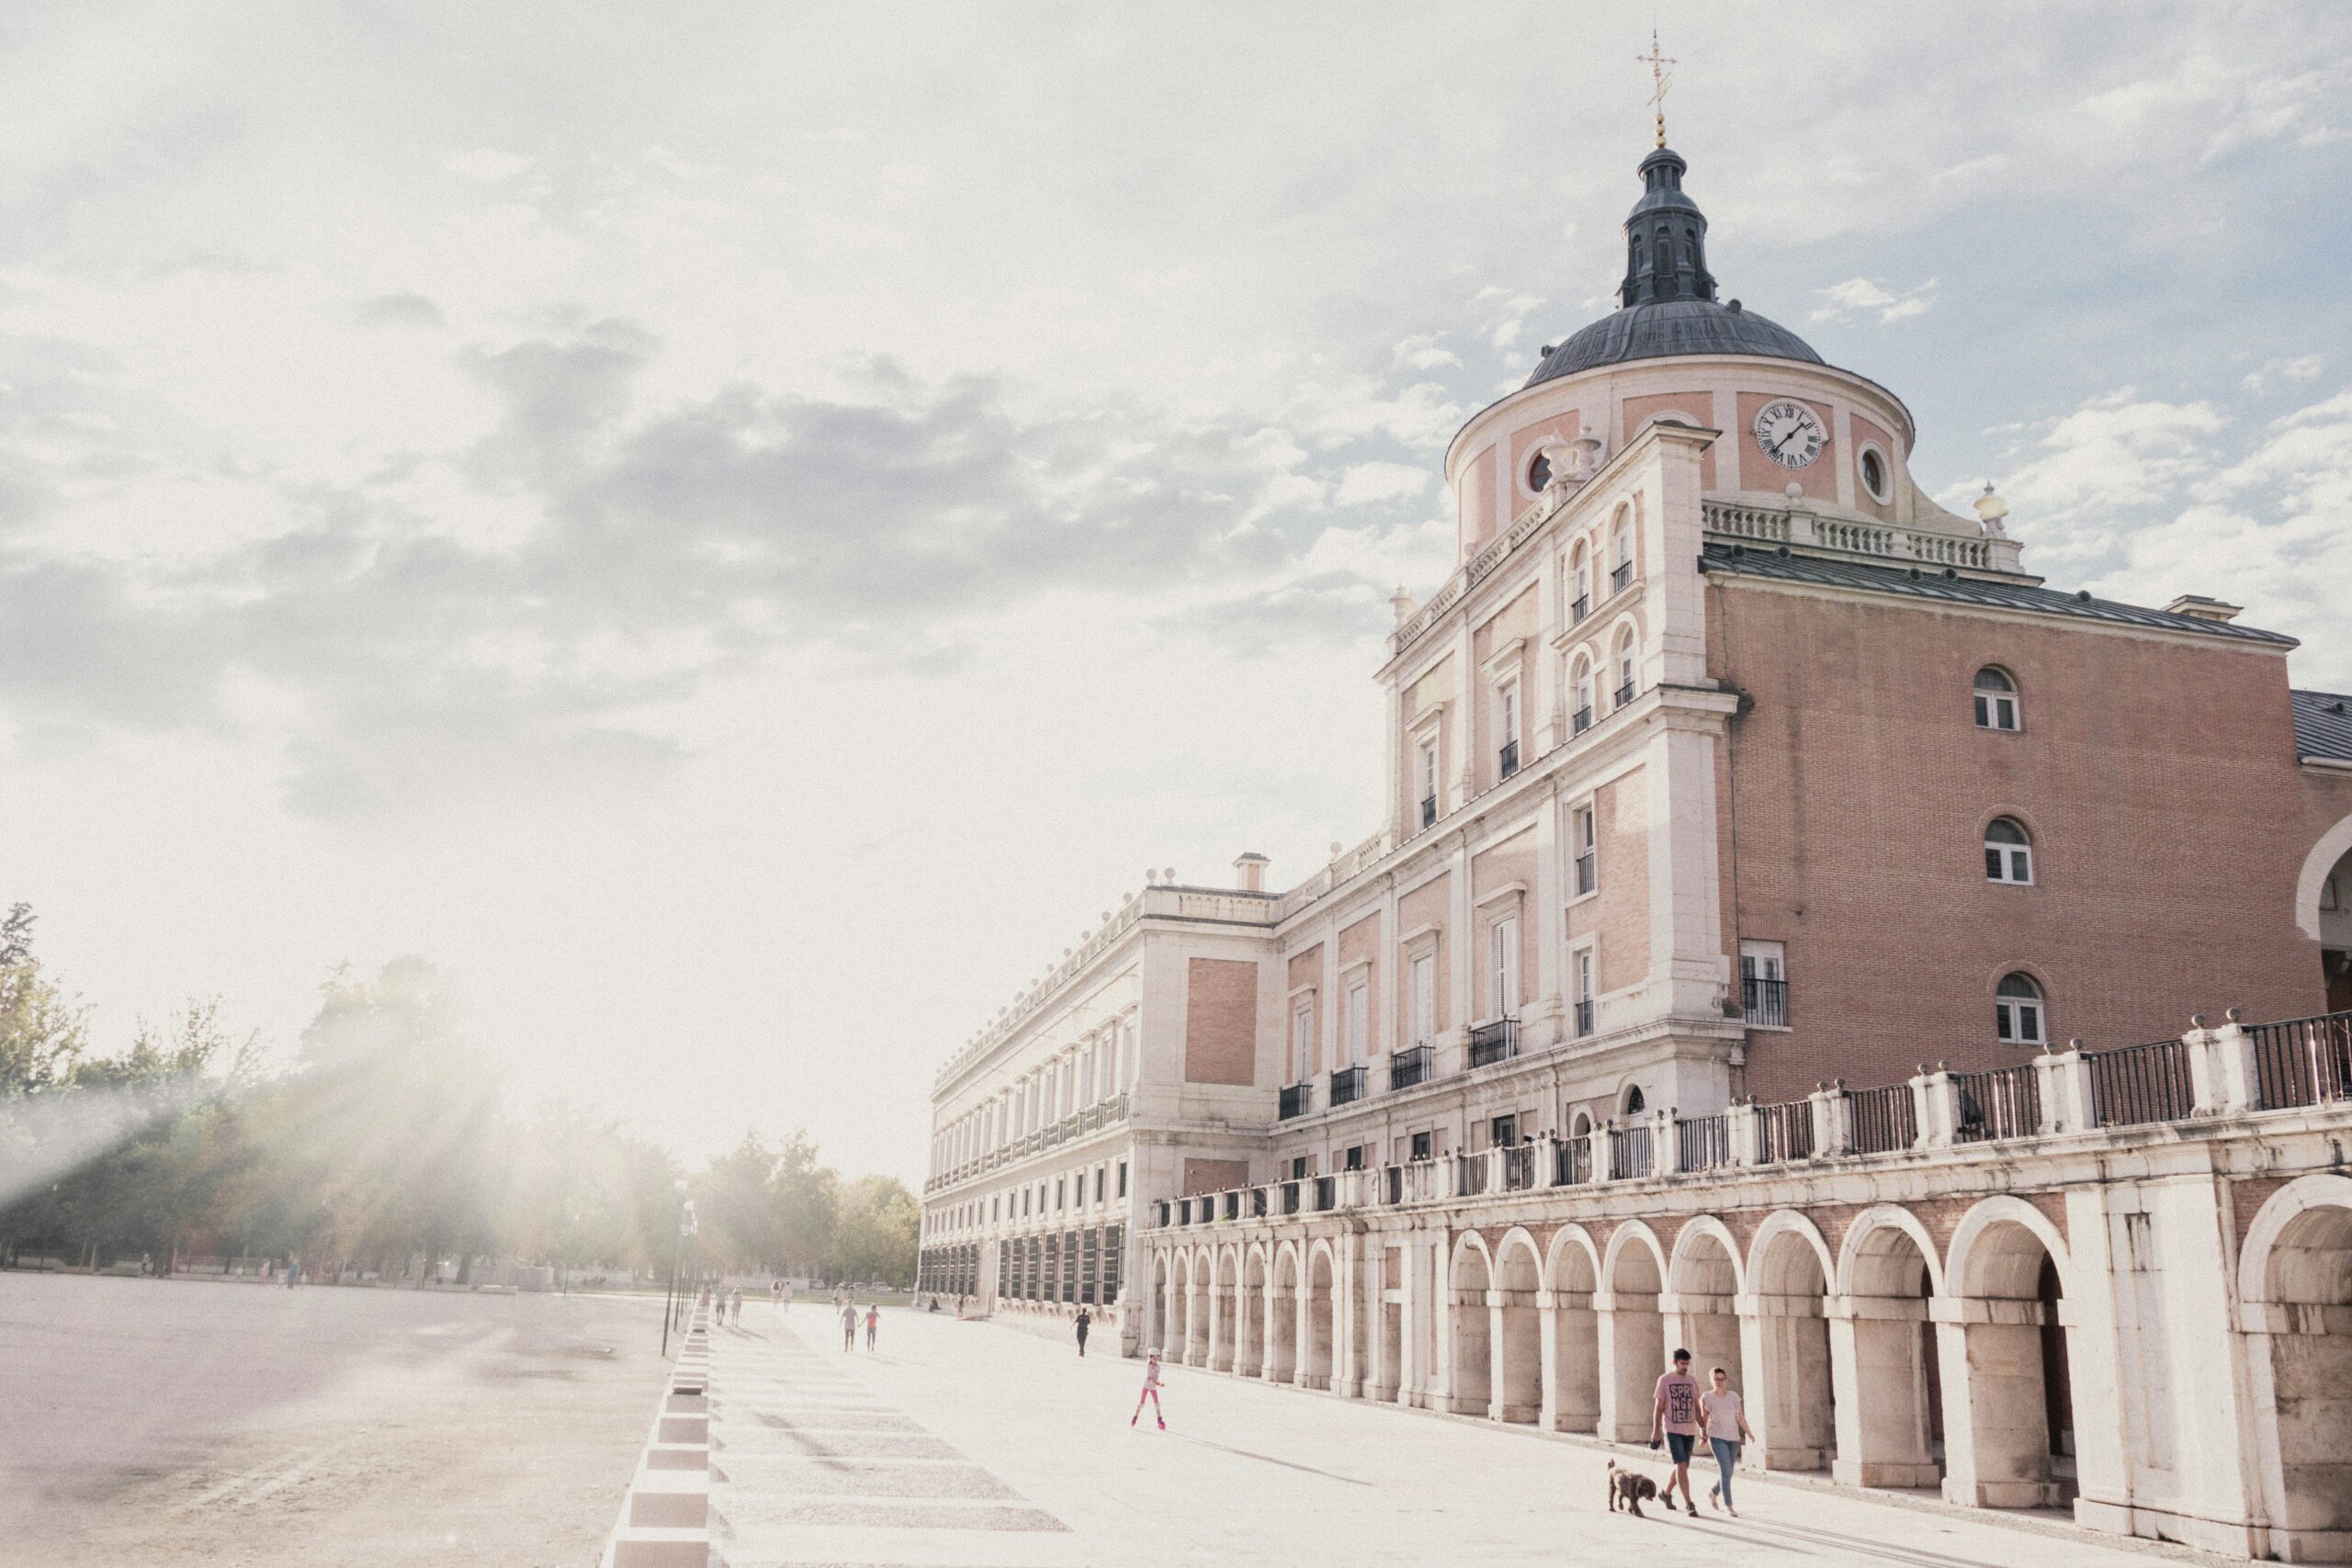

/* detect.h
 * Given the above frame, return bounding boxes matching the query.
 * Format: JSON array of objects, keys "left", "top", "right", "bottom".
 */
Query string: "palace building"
[{"left": 918, "top": 136, "right": 2352, "bottom": 1561}]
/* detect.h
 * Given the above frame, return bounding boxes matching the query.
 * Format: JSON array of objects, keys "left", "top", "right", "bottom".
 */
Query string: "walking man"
[
  {"left": 840, "top": 1298, "right": 857, "bottom": 1352},
  {"left": 1647, "top": 1347, "right": 1702, "bottom": 1517},
  {"left": 1131, "top": 1348, "right": 1166, "bottom": 1428},
  {"left": 1075, "top": 1305, "right": 1091, "bottom": 1358},
  {"left": 1701, "top": 1365, "right": 1757, "bottom": 1517},
  {"left": 865, "top": 1302, "right": 880, "bottom": 1350}
]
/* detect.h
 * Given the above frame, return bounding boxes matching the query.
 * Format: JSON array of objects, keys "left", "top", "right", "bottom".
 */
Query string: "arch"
[
  {"left": 1493, "top": 1227, "right": 1544, "bottom": 1424},
  {"left": 1268, "top": 1242, "right": 1302, "bottom": 1384},
  {"left": 1208, "top": 1244, "right": 1240, "bottom": 1372},
  {"left": 1544, "top": 1223, "right": 1604, "bottom": 1434},
  {"left": 1836, "top": 1205, "right": 1946, "bottom": 1299},
  {"left": 1939, "top": 1196, "right": 2079, "bottom": 1507},
  {"left": 1148, "top": 1250, "right": 1170, "bottom": 1352},
  {"left": 1305, "top": 1241, "right": 1338, "bottom": 1391},
  {"left": 1668, "top": 1217, "right": 1747, "bottom": 1408},
  {"left": 1622, "top": 1082, "right": 1647, "bottom": 1116},
  {"left": 1449, "top": 1231, "right": 1496, "bottom": 1415},
  {"left": 1745, "top": 1211, "right": 1838, "bottom": 1472},
  {"left": 1831, "top": 1205, "right": 1945, "bottom": 1492},
  {"left": 1600, "top": 1221, "right": 1669, "bottom": 1442},
  {"left": 1568, "top": 1108, "right": 1594, "bottom": 1140},
  {"left": 1996, "top": 970, "right": 2048, "bottom": 1048},
  {"left": 2236, "top": 1173, "right": 2352, "bottom": 1556},
  {"left": 1984, "top": 817, "right": 2034, "bottom": 885},
  {"left": 1667, "top": 1214, "right": 1747, "bottom": 1298},
  {"left": 1237, "top": 1245, "right": 1268, "bottom": 1378},
  {"left": 1946, "top": 1196, "right": 2071, "bottom": 1300},
  {"left": 1544, "top": 1222, "right": 1603, "bottom": 1294},
  {"left": 2297, "top": 812, "right": 2352, "bottom": 942}
]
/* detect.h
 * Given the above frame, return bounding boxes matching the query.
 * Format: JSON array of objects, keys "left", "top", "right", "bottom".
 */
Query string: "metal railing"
[
  {"left": 2085, "top": 1039, "right": 2194, "bottom": 1127},
  {"left": 1609, "top": 1123, "right": 1653, "bottom": 1180},
  {"left": 1468, "top": 1018, "right": 1519, "bottom": 1068},
  {"left": 1419, "top": 794, "right": 1438, "bottom": 829},
  {"left": 2248, "top": 1012, "right": 2352, "bottom": 1109},
  {"left": 1742, "top": 976, "right": 1788, "bottom": 1028},
  {"left": 1498, "top": 739, "right": 1520, "bottom": 779},
  {"left": 1755, "top": 1099, "right": 1815, "bottom": 1163},
  {"left": 1952, "top": 1065, "right": 2041, "bottom": 1142},
  {"left": 1389, "top": 1044, "right": 1433, "bottom": 1092},
  {"left": 1554, "top": 1136, "right": 1592, "bottom": 1186},
  {"left": 1613, "top": 680, "right": 1635, "bottom": 707},
  {"left": 1573, "top": 705, "right": 1592, "bottom": 735},
  {"left": 1278, "top": 1082, "right": 1313, "bottom": 1120},
  {"left": 1501, "top": 1144, "right": 1535, "bottom": 1190},
  {"left": 1329, "top": 1065, "right": 1366, "bottom": 1107},
  {"left": 1573, "top": 998, "right": 1595, "bottom": 1036},
  {"left": 1456, "top": 1153, "right": 1489, "bottom": 1197},
  {"left": 1570, "top": 593, "right": 1589, "bottom": 624},
  {"left": 1849, "top": 1083, "right": 1917, "bottom": 1154},
  {"left": 1677, "top": 1113, "right": 1731, "bottom": 1172},
  {"left": 1313, "top": 1176, "right": 1335, "bottom": 1212},
  {"left": 1575, "top": 851, "right": 1595, "bottom": 896},
  {"left": 1279, "top": 1180, "right": 1301, "bottom": 1215},
  {"left": 1611, "top": 560, "right": 1633, "bottom": 592}
]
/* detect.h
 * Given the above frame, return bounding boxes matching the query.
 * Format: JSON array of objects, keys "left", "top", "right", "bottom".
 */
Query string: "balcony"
[
  {"left": 1573, "top": 998, "right": 1594, "bottom": 1037},
  {"left": 1389, "top": 1043, "right": 1433, "bottom": 1092},
  {"left": 1572, "top": 705, "right": 1592, "bottom": 735},
  {"left": 1278, "top": 1081, "right": 1314, "bottom": 1121},
  {"left": 1329, "top": 1064, "right": 1367, "bottom": 1107},
  {"left": 1574, "top": 850, "right": 1595, "bottom": 896},
  {"left": 1613, "top": 680, "right": 1635, "bottom": 707},
  {"left": 1570, "top": 592, "right": 1590, "bottom": 624},
  {"left": 1611, "top": 560, "right": 1634, "bottom": 592},
  {"left": 1419, "top": 794, "right": 1437, "bottom": 829},
  {"left": 1498, "top": 739, "right": 1519, "bottom": 780},
  {"left": 1742, "top": 976, "right": 1789, "bottom": 1028},
  {"left": 1467, "top": 1017, "right": 1519, "bottom": 1068}
]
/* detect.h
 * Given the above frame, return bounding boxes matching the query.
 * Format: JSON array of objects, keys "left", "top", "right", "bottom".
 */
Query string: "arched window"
[
  {"left": 1973, "top": 667, "right": 2019, "bottom": 730},
  {"left": 1985, "top": 817, "right": 2033, "bottom": 884},
  {"left": 1570, "top": 656, "right": 1594, "bottom": 734},
  {"left": 1612, "top": 629, "right": 1637, "bottom": 708},
  {"left": 1528, "top": 448, "right": 1552, "bottom": 491},
  {"left": 1623, "top": 1084, "right": 1646, "bottom": 1116},
  {"left": 1610, "top": 516, "right": 1634, "bottom": 592},
  {"left": 1568, "top": 544, "right": 1590, "bottom": 623},
  {"left": 1996, "top": 973, "right": 2046, "bottom": 1045},
  {"left": 1569, "top": 1110, "right": 1592, "bottom": 1139}
]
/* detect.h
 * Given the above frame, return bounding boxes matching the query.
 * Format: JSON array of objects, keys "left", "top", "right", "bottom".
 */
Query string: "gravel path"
[{"left": 0, "top": 1273, "right": 671, "bottom": 1568}]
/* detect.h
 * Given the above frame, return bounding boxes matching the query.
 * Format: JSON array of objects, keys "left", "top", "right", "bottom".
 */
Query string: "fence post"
[
  {"left": 1913, "top": 1063, "right": 1955, "bottom": 1149},
  {"left": 1486, "top": 1146, "right": 1507, "bottom": 1194},
  {"left": 2194, "top": 1008, "right": 2261, "bottom": 1114},
  {"left": 1810, "top": 1080, "right": 1852, "bottom": 1156},
  {"left": 2050, "top": 1039, "right": 2097, "bottom": 1131},
  {"left": 1589, "top": 1121, "right": 1614, "bottom": 1183},
  {"left": 1727, "top": 1100, "right": 1760, "bottom": 1166},
  {"left": 2030, "top": 1050, "right": 2068, "bottom": 1134}
]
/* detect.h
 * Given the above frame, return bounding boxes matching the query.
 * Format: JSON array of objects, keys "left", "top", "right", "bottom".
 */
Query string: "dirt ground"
[{"left": 0, "top": 1272, "right": 670, "bottom": 1567}]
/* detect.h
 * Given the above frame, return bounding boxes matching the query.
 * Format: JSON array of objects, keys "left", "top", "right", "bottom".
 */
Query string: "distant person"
[
  {"left": 730, "top": 1287, "right": 743, "bottom": 1325},
  {"left": 1075, "top": 1306, "right": 1091, "bottom": 1357},
  {"left": 841, "top": 1299, "right": 857, "bottom": 1352},
  {"left": 1701, "top": 1365, "right": 1756, "bottom": 1517},
  {"left": 865, "top": 1303, "right": 879, "bottom": 1349},
  {"left": 1647, "top": 1347, "right": 1702, "bottom": 1517},
  {"left": 1131, "top": 1348, "right": 1166, "bottom": 1429}
]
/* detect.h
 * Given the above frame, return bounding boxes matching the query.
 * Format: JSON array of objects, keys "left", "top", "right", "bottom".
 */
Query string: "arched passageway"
[
  {"left": 1169, "top": 1256, "right": 1195, "bottom": 1364},
  {"left": 1236, "top": 1251, "right": 1265, "bottom": 1377},
  {"left": 1148, "top": 1254, "right": 1169, "bottom": 1354},
  {"left": 1669, "top": 1224, "right": 1744, "bottom": 1402},
  {"left": 1207, "top": 1252, "right": 1235, "bottom": 1373},
  {"left": 1375, "top": 1247, "right": 1403, "bottom": 1402},
  {"left": 1747, "top": 1220, "right": 1837, "bottom": 1472},
  {"left": 1832, "top": 1217, "right": 1943, "bottom": 1491},
  {"left": 1546, "top": 1235, "right": 1601, "bottom": 1433},
  {"left": 1493, "top": 1236, "right": 1542, "bottom": 1423},
  {"left": 2245, "top": 1185, "right": 2352, "bottom": 1562},
  {"left": 1267, "top": 1249, "right": 1299, "bottom": 1383},
  {"left": 1600, "top": 1230, "right": 1666, "bottom": 1442},
  {"left": 1305, "top": 1248, "right": 1337, "bottom": 1390},
  {"left": 1450, "top": 1239, "right": 1493, "bottom": 1416},
  {"left": 1943, "top": 1213, "right": 2078, "bottom": 1508}
]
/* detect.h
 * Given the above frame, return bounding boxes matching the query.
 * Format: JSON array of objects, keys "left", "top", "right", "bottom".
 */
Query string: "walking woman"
[
  {"left": 1131, "top": 1348, "right": 1166, "bottom": 1428},
  {"left": 1701, "top": 1365, "right": 1757, "bottom": 1517}
]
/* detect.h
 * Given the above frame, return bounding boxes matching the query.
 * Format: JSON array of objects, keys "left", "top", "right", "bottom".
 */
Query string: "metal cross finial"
[{"left": 1639, "top": 28, "right": 1676, "bottom": 149}]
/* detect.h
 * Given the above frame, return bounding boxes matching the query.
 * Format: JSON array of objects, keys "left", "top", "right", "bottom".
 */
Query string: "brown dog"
[{"left": 1606, "top": 1458, "right": 1660, "bottom": 1517}]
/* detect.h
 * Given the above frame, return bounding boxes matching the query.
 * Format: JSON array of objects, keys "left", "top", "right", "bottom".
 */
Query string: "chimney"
[
  {"left": 2164, "top": 593, "right": 2242, "bottom": 624},
  {"left": 1233, "top": 852, "right": 1270, "bottom": 893}
]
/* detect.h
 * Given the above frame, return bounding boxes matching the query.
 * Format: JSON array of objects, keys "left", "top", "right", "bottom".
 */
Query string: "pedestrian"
[
  {"left": 731, "top": 1287, "right": 743, "bottom": 1325},
  {"left": 1131, "top": 1348, "right": 1166, "bottom": 1428},
  {"left": 1075, "top": 1305, "right": 1091, "bottom": 1357},
  {"left": 840, "top": 1298, "right": 857, "bottom": 1352},
  {"left": 1702, "top": 1366, "right": 1756, "bottom": 1517},
  {"left": 1647, "top": 1347, "right": 1702, "bottom": 1517},
  {"left": 865, "top": 1303, "right": 880, "bottom": 1349}
]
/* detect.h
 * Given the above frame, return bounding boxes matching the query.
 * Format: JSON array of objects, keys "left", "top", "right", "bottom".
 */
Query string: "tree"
[{"left": 826, "top": 1173, "right": 919, "bottom": 1287}]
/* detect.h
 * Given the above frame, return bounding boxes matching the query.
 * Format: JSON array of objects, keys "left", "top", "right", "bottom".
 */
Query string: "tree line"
[{"left": 0, "top": 905, "right": 915, "bottom": 1286}]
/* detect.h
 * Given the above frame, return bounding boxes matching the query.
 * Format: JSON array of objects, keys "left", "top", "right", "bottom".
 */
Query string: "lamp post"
[{"left": 662, "top": 1179, "right": 695, "bottom": 1356}]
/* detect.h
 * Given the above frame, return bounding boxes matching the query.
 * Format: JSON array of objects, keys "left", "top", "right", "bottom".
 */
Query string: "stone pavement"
[{"left": 705, "top": 1301, "right": 2214, "bottom": 1568}]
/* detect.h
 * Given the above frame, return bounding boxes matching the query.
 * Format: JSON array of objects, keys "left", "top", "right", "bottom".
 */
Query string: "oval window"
[
  {"left": 1860, "top": 448, "right": 1888, "bottom": 502},
  {"left": 1528, "top": 449, "right": 1552, "bottom": 491}
]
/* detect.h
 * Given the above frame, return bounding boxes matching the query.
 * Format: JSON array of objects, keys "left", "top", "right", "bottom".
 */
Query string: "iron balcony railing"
[
  {"left": 2246, "top": 1012, "right": 2352, "bottom": 1109},
  {"left": 1498, "top": 739, "right": 1520, "bottom": 780},
  {"left": 1389, "top": 1043, "right": 1433, "bottom": 1092},
  {"left": 1755, "top": 1098, "right": 1814, "bottom": 1163},
  {"left": 1677, "top": 1112, "right": 1731, "bottom": 1172},
  {"left": 1614, "top": 680, "right": 1635, "bottom": 707},
  {"left": 1575, "top": 851, "right": 1596, "bottom": 896},
  {"left": 1553, "top": 1136, "right": 1592, "bottom": 1185},
  {"left": 1456, "top": 1153, "right": 1488, "bottom": 1197},
  {"left": 1419, "top": 794, "right": 1438, "bottom": 829},
  {"left": 1573, "top": 998, "right": 1595, "bottom": 1037},
  {"left": 1611, "top": 560, "right": 1634, "bottom": 592},
  {"left": 1250, "top": 1186, "right": 1268, "bottom": 1218},
  {"left": 1573, "top": 705, "right": 1593, "bottom": 735},
  {"left": 1329, "top": 1064, "right": 1366, "bottom": 1107},
  {"left": 1278, "top": 1082, "right": 1313, "bottom": 1121},
  {"left": 1501, "top": 1144, "right": 1535, "bottom": 1190},
  {"left": 1570, "top": 592, "right": 1590, "bottom": 624},
  {"left": 1742, "top": 976, "right": 1788, "bottom": 1028},
  {"left": 1952, "top": 1064, "right": 2041, "bottom": 1142},
  {"left": 1849, "top": 1083, "right": 1917, "bottom": 1154},
  {"left": 1467, "top": 1017, "right": 1519, "bottom": 1068},
  {"left": 1312, "top": 1176, "right": 1335, "bottom": 1212},
  {"left": 1279, "top": 1179, "right": 1301, "bottom": 1215},
  {"left": 1609, "top": 1123, "right": 1653, "bottom": 1180},
  {"left": 2085, "top": 1039, "right": 2194, "bottom": 1127}
]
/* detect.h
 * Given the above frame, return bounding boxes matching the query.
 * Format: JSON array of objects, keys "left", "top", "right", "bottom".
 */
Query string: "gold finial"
[{"left": 1638, "top": 27, "right": 1676, "bottom": 149}]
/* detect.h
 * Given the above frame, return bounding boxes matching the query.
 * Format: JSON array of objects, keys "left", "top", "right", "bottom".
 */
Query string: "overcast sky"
[{"left": 3, "top": 2, "right": 2347, "bottom": 1185}]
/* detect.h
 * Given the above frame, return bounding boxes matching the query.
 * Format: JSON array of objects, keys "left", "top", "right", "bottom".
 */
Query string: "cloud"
[
  {"left": 1152, "top": 571, "right": 1388, "bottom": 658},
  {"left": 1333, "top": 460, "right": 1430, "bottom": 507},
  {"left": 2242, "top": 355, "right": 2324, "bottom": 395},
  {"left": 445, "top": 148, "right": 535, "bottom": 182},
  {"left": 1807, "top": 276, "right": 1939, "bottom": 325},
  {"left": 1469, "top": 286, "right": 1543, "bottom": 354},
  {"left": 1391, "top": 333, "right": 1459, "bottom": 370},
  {"left": 351, "top": 293, "right": 446, "bottom": 329}
]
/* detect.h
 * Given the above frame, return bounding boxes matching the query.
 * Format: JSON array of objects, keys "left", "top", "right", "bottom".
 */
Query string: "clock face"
[{"left": 1753, "top": 400, "right": 1826, "bottom": 469}]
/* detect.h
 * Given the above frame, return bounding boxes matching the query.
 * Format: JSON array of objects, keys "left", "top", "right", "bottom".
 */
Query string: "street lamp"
[{"left": 662, "top": 1179, "right": 695, "bottom": 1356}]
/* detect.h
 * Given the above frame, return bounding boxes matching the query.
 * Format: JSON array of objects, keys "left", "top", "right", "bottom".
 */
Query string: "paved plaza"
[{"left": 711, "top": 1302, "right": 2214, "bottom": 1568}]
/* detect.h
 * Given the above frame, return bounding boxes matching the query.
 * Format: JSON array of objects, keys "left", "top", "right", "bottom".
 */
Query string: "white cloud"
[
  {"left": 1469, "top": 285, "right": 1544, "bottom": 353},
  {"left": 443, "top": 147, "right": 535, "bottom": 182},
  {"left": 1333, "top": 459, "right": 1430, "bottom": 507},
  {"left": 1807, "top": 276, "right": 1939, "bottom": 325},
  {"left": 2242, "top": 355, "right": 2324, "bottom": 395},
  {"left": 1391, "top": 333, "right": 1460, "bottom": 370}
]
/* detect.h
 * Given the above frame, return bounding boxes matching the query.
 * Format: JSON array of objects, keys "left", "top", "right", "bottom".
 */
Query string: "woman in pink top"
[{"left": 1701, "top": 1366, "right": 1758, "bottom": 1517}]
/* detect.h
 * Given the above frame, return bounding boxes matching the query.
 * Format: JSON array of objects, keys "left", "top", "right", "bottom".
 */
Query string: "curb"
[{"left": 599, "top": 1307, "right": 715, "bottom": 1568}]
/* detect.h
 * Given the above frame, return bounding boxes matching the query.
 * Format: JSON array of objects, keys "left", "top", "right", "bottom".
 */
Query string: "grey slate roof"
[
  {"left": 1698, "top": 543, "right": 2300, "bottom": 647},
  {"left": 2293, "top": 689, "right": 2352, "bottom": 761},
  {"left": 1526, "top": 299, "right": 1822, "bottom": 387}
]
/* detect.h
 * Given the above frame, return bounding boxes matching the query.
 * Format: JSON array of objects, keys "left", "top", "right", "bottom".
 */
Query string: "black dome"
[{"left": 1525, "top": 299, "right": 1822, "bottom": 387}]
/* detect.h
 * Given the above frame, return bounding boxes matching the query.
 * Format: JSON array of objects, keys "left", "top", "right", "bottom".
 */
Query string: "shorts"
[{"left": 1666, "top": 1431, "right": 1697, "bottom": 1465}]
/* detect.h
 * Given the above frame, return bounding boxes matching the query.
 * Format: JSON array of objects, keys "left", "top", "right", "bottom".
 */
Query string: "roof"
[
  {"left": 2293, "top": 689, "right": 2352, "bottom": 761},
  {"left": 1699, "top": 543, "right": 2301, "bottom": 647},
  {"left": 1526, "top": 299, "right": 1823, "bottom": 387}
]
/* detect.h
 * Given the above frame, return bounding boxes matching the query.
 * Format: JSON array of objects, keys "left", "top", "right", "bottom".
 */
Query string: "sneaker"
[
  {"left": 1685, "top": 1502, "right": 1698, "bottom": 1517},
  {"left": 1157, "top": 1418, "right": 1166, "bottom": 1429}
]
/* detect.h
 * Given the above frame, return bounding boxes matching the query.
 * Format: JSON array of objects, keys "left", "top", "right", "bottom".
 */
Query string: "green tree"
[{"left": 825, "top": 1173, "right": 919, "bottom": 1287}]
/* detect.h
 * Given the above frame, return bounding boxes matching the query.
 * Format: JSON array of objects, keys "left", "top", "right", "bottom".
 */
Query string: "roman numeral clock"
[{"left": 1752, "top": 398, "right": 1826, "bottom": 468}]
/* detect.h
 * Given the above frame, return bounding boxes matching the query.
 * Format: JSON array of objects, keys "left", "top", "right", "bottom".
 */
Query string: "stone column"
[
  {"left": 1535, "top": 1286, "right": 1560, "bottom": 1431},
  {"left": 1810, "top": 1081, "right": 1851, "bottom": 1156}
]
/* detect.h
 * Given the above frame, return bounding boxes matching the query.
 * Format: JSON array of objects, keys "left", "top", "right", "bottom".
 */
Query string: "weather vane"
[{"left": 1639, "top": 28, "right": 1676, "bottom": 149}]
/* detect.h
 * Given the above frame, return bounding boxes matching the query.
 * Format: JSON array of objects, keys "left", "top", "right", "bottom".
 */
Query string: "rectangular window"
[
  {"left": 1116, "top": 1161, "right": 1127, "bottom": 1198},
  {"left": 1739, "top": 940, "right": 1789, "bottom": 1028},
  {"left": 1410, "top": 953, "right": 1437, "bottom": 1044},
  {"left": 1497, "top": 681, "right": 1521, "bottom": 778},
  {"left": 1289, "top": 1156, "right": 1309, "bottom": 1179},
  {"left": 1492, "top": 1113, "right": 1517, "bottom": 1147},
  {"left": 1055, "top": 1178, "right": 1065, "bottom": 1211},
  {"left": 1574, "top": 948, "right": 1596, "bottom": 1037},
  {"left": 1344, "top": 979, "right": 1368, "bottom": 1066},
  {"left": 1574, "top": 805, "right": 1598, "bottom": 896},
  {"left": 1490, "top": 916, "right": 1518, "bottom": 1018},
  {"left": 1419, "top": 740, "right": 1440, "bottom": 828},
  {"left": 1094, "top": 1167, "right": 1105, "bottom": 1202},
  {"left": 1291, "top": 995, "right": 1315, "bottom": 1082},
  {"left": 1410, "top": 1130, "right": 1433, "bottom": 1161}
]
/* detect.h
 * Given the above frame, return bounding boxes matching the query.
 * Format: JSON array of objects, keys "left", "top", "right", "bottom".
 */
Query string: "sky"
[{"left": 2, "top": 2, "right": 2348, "bottom": 1187}]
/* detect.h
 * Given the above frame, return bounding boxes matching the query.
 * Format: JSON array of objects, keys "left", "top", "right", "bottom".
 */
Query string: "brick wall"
[{"left": 1183, "top": 957, "right": 1260, "bottom": 1086}]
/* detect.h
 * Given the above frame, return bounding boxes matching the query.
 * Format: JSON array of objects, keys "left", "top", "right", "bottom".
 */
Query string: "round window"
[
  {"left": 1528, "top": 450, "right": 1552, "bottom": 491},
  {"left": 1860, "top": 447, "right": 1889, "bottom": 502}
]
